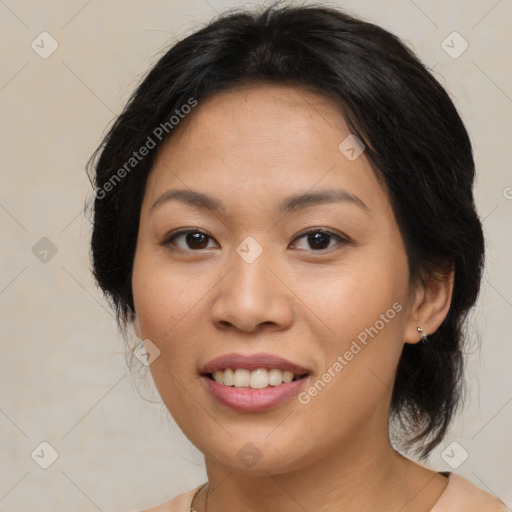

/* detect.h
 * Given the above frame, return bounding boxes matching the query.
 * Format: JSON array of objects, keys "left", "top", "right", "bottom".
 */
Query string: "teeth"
[
  {"left": 268, "top": 368, "right": 283, "bottom": 386},
  {"left": 211, "top": 368, "right": 303, "bottom": 388},
  {"left": 234, "top": 368, "right": 250, "bottom": 387},
  {"left": 223, "top": 368, "right": 234, "bottom": 386},
  {"left": 250, "top": 368, "right": 268, "bottom": 389},
  {"left": 282, "top": 371, "right": 294, "bottom": 383}
]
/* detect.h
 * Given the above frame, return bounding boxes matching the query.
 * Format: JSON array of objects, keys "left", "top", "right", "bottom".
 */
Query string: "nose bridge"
[
  {"left": 229, "top": 238, "right": 275, "bottom": 307},
  {"left": 210, "top": 237, "right": 292, "bottom": 332}
]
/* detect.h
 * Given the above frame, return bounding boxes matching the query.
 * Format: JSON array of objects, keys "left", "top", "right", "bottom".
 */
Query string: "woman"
[{"left": 88, "top": 4, "right": 507, "bottom": 511}]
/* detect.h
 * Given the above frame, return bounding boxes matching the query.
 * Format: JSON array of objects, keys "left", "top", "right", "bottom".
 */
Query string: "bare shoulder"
[
  {"left": 135, "top": 485, "right": 203, "bottom": 512},
  {"left": 432, "top": 473, "right": 507, "bottom": 512},
  {"left": 137, "top": 502, "right": 172, "bottom": 512},
  {"left": 136, "top": 499, "right": 174, "bottom": 512}
]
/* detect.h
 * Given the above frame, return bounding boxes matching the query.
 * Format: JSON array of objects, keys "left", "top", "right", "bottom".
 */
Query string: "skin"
[{"left": 132, "top": 84, "right": 454, "bottom": 512}]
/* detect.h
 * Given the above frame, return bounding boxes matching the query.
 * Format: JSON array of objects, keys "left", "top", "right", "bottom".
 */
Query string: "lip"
[
  {"left": 201, "top": 375, "right": 310, "bottom": 412},
  {"left": 200, "top": 352, "right": 310, "bottom": 375},
  {"left": 199, "top": 352, "right": 311, "bottom": 412}
]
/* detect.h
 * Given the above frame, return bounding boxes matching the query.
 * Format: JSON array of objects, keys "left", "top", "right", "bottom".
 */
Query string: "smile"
[
  {"left": 200, "top": 353, "right": 311, "bottom": 412},
  {"left": 208, "top": 368, "right": 306, "bottom": 388}
]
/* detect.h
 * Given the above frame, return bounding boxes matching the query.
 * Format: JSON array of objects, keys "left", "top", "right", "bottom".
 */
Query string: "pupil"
[
  {"left": 308, "top": 232, "right": 329, "bottom": 250},
  {"left": 187, "top": 232, "right": 208, "bottom": 249}
]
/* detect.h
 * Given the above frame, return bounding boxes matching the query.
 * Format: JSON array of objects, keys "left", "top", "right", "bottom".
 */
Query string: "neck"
[{"left": 196, "top": 431, "right": 431, "bottom": 512}]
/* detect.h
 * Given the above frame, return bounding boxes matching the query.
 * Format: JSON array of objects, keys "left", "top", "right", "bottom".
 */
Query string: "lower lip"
[{"left": 201, "top": 375, "right": 309, "bottom": 412}]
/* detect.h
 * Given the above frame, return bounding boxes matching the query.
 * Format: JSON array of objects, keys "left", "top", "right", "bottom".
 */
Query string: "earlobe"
[{"left": 405, "top": 270, "right": 454, "bottom": 345}]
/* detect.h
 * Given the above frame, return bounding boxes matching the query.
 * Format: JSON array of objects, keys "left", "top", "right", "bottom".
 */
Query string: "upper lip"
[{"left": 200, "top": 353, "right": 310, "bottom": 375}]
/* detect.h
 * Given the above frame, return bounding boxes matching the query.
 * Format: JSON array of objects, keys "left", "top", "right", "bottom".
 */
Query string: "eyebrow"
[{"left": 149, "top": 188, "right": 370, "bottom": 214}]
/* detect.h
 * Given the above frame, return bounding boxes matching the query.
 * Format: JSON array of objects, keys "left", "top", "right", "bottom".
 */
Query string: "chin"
[{"left": 195, "top": 433, "right": 316, "bottom": 476}]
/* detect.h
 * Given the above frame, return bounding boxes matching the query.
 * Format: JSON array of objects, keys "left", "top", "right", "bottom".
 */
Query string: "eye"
[
  {"left": 162, "top": 229, "right": 218, "bottom": 251},
  {"left": 291, "top": 228, "right": 347, "bottom": 251},
  {"left": 162, "top": 227, "right": 347, "bottom": 252}
]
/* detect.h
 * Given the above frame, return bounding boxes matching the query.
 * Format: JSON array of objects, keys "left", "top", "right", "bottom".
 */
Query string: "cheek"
[
  {"left": 306, "top": 254, "right": 408, "bottom": 345},
  {"left": 132, "top": 256, "right": 207, "bottom": 423},
  {"left": 295, "top": 284, "right": 406, "bottom": 447},
  {"left": 132, "top": 251, "right": 200, "bottom": 393},
  {"left": 299, "top": 249, "right": 409, "bottom": 401},
  {"left": 133, "top": 246, "right": 207, "bottom": 338}
]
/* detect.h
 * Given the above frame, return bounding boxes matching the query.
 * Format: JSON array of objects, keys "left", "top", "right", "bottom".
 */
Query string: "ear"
[{"left": 404, "top": 270, "right": 454, "bottom": 344}]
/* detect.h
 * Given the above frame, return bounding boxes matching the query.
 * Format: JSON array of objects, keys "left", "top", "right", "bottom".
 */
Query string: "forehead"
[
  {"left": 143, "top": 84, "right": 389, "bottom": 215},
  {"left": 166, "top": 84, "right": 349, "bottom": 155}
]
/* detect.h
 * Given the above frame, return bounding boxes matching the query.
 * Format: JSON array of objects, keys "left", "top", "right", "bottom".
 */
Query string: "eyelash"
[{"left": 161, "top": 227, "right": 348, "bottom": 253}]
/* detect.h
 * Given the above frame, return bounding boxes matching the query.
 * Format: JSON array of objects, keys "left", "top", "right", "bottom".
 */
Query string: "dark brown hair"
[{"left": 88, "top": 3, "right": 485, "bottom": 458}]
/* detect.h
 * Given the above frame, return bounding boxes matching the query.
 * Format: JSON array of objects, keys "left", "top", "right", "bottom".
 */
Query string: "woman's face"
[{"left": 132, "top": 84, "right": 423, "bottom": 474}]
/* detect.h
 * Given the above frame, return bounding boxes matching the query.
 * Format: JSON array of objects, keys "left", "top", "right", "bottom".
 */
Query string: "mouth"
[
  {"left": 203, "top": 368, "right": 309, "bottom": 389},
  {"left": 199, "top": 353, "right": 311, "bottom": 412},
  {"left": 200, "top": 352, "right": 311, "bottom": 387}
]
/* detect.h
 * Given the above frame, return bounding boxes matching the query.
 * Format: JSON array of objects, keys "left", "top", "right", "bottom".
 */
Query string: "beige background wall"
[{"left": 1, "top": 0, "right": 511, "bottom": 510}]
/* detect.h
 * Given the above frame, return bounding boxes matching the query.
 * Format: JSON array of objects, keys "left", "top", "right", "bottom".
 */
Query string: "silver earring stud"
[{"left": 417, "top": 326, "right": 428, "bottom": 343}]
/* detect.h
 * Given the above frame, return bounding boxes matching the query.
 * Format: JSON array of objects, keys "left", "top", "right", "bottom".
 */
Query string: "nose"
[{"left": 210, "top": 245, "right": 294, "bottom": 334}]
